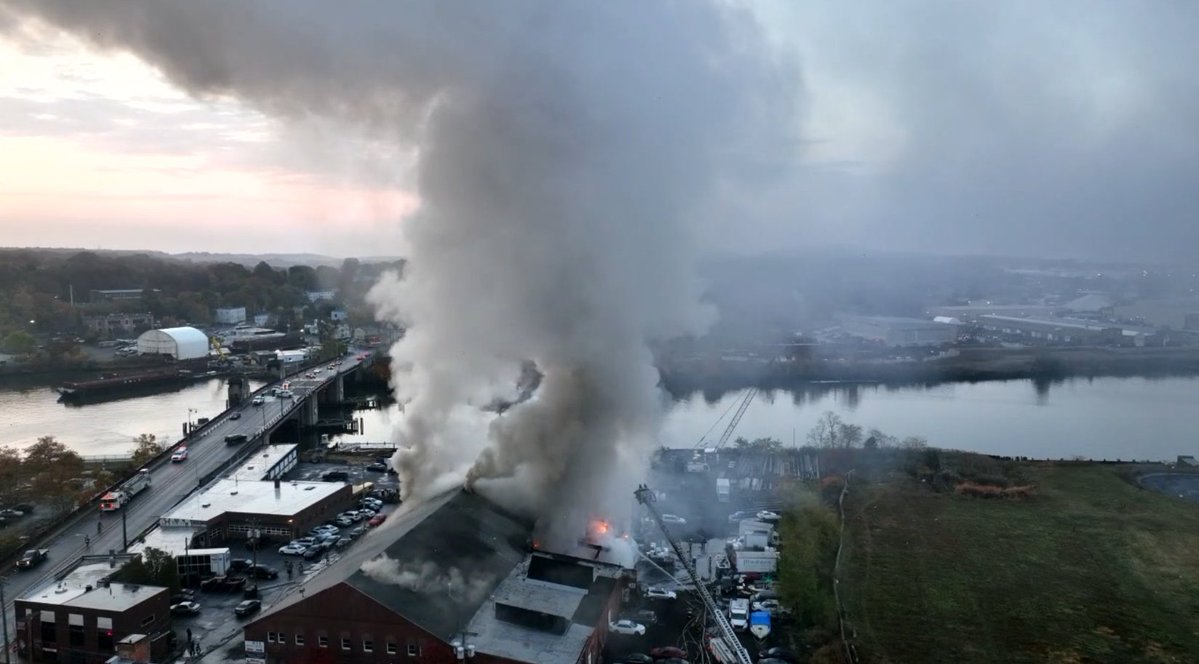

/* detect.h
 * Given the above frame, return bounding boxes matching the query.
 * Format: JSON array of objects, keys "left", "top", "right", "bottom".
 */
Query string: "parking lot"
[{"left": 170, "top": 459, "right": 400, "bottom": 658}]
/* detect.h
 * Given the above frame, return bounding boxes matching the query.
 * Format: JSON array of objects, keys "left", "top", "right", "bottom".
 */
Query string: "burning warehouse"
[{"left": 242, "top": 489, "right": 630, "bottom": 664}]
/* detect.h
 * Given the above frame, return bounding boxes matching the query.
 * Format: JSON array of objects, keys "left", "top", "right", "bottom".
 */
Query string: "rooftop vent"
[{"left": 304, "top": 486, "right": 315, "bottom": 491}]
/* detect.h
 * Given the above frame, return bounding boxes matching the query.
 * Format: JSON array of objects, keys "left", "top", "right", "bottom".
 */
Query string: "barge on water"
[{"left": 56, "top": 367, "right": 222, "bottom": 403}]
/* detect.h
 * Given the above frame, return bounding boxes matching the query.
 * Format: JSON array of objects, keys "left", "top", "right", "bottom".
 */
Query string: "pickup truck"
[{"left": 16, "top": 549, "right": 48, "bottom": 570}]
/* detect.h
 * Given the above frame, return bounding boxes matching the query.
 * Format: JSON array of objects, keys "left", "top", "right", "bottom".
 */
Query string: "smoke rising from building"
[{"left": 0, "top": 1, "right": 794, "bottom": 546}]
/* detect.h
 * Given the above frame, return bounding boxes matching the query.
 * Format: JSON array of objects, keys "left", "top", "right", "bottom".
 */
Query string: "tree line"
[{"left": 0, "top": 248, "right": 403, "bottom": 345}]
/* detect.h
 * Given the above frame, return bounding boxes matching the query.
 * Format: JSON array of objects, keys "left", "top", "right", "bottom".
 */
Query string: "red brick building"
[
  {"left": 243, "top": 490, "right": 627, "bottom": 664},
  {"left": 14, "top": 563, "right": 170, "bottom": 664}
]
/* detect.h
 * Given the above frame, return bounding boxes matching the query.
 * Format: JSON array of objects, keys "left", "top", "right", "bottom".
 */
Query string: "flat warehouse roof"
[
  {"left": 20, "top": 563, "right": 166, "bottom": 612},
  {"left": 166, "top": 478, "right": 343, "bottom": 522}
]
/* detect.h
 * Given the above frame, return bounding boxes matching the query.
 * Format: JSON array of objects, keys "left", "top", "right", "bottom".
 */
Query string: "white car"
[
  {"left": 278, "top": 390, "right": 294, "bottom": 399},
  {"left": 170, "top": 448, "right": 189, "bottom": 462},
  {"left": 753, "top": 599, "right": 785, "bottom": 613},
  {"left": 644, "top": 587, "right": 677, "bottom": 600},
  {"left": 660, "top": 514, "right": 687, "bottom": 526},
  {"left": 756, "top": 510, "right": 781, "bottom": 522},
  {"left": 278, "top": 544, "right": 307, "bottom": 555},
  {"left": 608, "top": 619, "right": 646, "bottom": 636}
]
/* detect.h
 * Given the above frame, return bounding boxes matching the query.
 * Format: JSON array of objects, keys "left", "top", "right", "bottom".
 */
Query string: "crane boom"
[
  {"left": 715, "top": 388, "right": 758, "bottom": 449},
  {"left": 635, "top": 485, "right": 753, "bottom": 664}
]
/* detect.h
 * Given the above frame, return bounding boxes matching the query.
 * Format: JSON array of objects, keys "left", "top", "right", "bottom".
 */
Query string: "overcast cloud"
[{"left": 0, "top": 1, "right": 1196, "bottom": 261}]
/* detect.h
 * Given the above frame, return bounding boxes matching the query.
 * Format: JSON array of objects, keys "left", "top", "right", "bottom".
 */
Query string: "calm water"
[
  {"left": 2, "top": 376, "right": 1197, "bottom": 460},
  {"left": 0, "top": 378, "right": 265, "bottom": 455}
]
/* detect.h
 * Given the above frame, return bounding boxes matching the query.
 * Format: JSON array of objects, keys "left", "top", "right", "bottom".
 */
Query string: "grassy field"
[{"left": 842, "top": 461, "right": 1199, "bottom": 663}]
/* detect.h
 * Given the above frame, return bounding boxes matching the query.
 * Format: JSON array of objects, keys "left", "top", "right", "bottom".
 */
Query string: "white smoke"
[
  {"left": 360, "top": 555, "right": 494, "bottom": 606},
  {"left": 0, "top": 1, "right": 795, "bottom": 548}
]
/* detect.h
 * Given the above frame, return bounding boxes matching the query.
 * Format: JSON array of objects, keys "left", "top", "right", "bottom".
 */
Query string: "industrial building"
[
  {"left": 82, "top": 313, "right": 155, "bottom": 339},
  {"left": 214, "top": 306, "right": 248, "bottom": 324},
  {"left": 840, "top": 316, "right": 958, "bottom": 346},
  {"left": 135, "top": 326, "right": 209, "bottom": 360},
  {"left": 14, "top": 561, "right": 171, "bottom": 664},
  {"left": 243, "top": 489, "right": 627, "bottom": 664},
  {"left": 133, "top": 445, "right": 308, "bottom": 580}
]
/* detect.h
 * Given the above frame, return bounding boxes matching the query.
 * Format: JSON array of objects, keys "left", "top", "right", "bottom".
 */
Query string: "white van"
[{"left": 729, "top": 598, "right": 749, "bottom": 631}]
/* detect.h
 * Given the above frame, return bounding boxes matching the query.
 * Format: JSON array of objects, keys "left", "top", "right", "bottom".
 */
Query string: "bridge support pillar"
[
  {"left": 302, "top": 396, "right": 319, "bottom": 426},
  {"left": 334, "top": 375, "right": 345, "bottom": 403}
]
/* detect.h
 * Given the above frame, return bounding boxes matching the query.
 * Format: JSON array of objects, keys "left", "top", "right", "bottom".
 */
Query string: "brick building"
[
  {"left": 243, "top": 490, "right": 627, "bottom": 664},
  {"left": 14, "top": 562, "right": 170, "bottom": 664},
  {"left": 82, "top": 313, "right": 155, "bottom": 339}
]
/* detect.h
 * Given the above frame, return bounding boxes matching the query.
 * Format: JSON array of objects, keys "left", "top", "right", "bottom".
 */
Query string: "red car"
[
  {"left": 368, "top": 514, "right": 387, "bottom": 527},
  {"left": 649, "top": 646, "right": 687, "bottom": 660}
]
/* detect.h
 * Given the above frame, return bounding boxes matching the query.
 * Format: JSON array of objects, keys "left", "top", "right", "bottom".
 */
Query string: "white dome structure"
[{"left": 136, "top": 326, "right": 209, "bottom": 360}]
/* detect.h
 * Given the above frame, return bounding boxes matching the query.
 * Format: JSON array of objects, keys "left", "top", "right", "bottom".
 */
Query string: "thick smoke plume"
[
  {"left": 361, "top": 555, "right": 493, "bottom": 606},
  {"left": 1, "top": 1, "right": 793, "bottom": 548}
]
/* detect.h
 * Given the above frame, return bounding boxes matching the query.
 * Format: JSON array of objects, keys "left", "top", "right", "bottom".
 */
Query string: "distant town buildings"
[
  {"left": 83, "top": 313, "right": 155, "bottom": 338},
  {"left": 840, "top": 316, "right": 959, "bottom": 347},
  {"left": 306, "top": 290, "right": 337, "bottom": 303}
]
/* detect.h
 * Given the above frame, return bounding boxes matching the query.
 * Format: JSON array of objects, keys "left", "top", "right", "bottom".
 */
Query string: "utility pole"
[
  {"left": 121, "top": 509, "right": 128, "bottom": 552},
  {"left": 1, "top": 576, "right": 10, "bottom": 664}
]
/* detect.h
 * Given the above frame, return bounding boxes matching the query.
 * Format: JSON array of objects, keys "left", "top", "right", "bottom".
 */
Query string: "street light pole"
[{"left": 1, "top": 576, "right": 11, "bottom": 664}]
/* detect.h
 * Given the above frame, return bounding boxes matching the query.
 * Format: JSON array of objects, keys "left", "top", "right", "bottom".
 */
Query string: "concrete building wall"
[{"left": 215, "top": 307, "right": 248, "bottom": 324}]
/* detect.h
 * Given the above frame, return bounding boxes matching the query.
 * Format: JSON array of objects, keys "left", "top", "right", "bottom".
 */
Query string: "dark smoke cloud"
[{"left": 0, "top": 1, "right": 797, "bottom": 547}]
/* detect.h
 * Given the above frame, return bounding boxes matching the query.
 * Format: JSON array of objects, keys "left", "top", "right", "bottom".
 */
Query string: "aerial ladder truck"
[{"left": 635, "top": 484, "right": 753, "bottom": 664}]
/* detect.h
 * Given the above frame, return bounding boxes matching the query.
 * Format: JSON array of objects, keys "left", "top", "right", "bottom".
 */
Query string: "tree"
[
  {"left": 25, "top": 436, "right": 84, "bottom": 513},
  {"left": 0, "top": 446, "right": 24, "bottom": 504},
  {"left": 807, "top": 411, "right": 843, "bottom": 448},
  {"left": 901, "top": 436, "right": 929, "bottom": 450},
  {"left": 131, "top": 434, "right": 163, "bottom": 466},
  {"left": 866, "top": 428, "right": 897, "bottom": 449},
  {"left": 112, "top": 547, "right": 179, "bottom": 591},
  {"left": 0, "top": 330, "right": 36, "bottom": 355}
]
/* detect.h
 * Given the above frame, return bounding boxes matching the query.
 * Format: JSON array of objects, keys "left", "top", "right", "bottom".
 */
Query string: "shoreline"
[{"left": 659, "top": 345, "right": 1199, "bottom": 398}]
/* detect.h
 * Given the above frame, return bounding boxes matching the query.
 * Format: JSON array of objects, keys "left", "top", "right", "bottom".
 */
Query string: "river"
[{"left": 2, "top": 376, "right": 1196, "bottom": 460}]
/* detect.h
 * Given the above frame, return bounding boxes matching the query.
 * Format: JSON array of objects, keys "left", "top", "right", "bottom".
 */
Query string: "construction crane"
[
  {"left": 635, "top": 485, "right": 753, "bottom": 664},
  {"left": 695, "top": 387, "right": 759, "bottom": 450}
]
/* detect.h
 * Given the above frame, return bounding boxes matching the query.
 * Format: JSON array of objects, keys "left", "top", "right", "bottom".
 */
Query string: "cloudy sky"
[{"left": 0, "top": 1, "right": 1195, "bottom": 261}]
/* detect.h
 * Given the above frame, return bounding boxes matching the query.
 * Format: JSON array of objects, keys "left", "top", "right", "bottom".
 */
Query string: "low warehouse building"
[
  {"left": 135, "top": 326, "right": 209, "bottom": 360},
  {"left": 243, "top": 490, "right": 627, "bottom": 664},
  {"left": 14, "top": 562, "right": 170, "bottom": 664}
]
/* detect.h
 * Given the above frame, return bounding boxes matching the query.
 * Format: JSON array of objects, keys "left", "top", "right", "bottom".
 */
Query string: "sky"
[{"left": 0, "top": 1, "right": 1196, "bottom": 262}]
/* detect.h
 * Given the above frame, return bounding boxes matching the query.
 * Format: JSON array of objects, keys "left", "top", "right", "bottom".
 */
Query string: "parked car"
[
  {"left": 169, "top": 591, "right": 196, "bottom": 605},
  {"left": 756, "top": 510, "right": 781, "bottom": 522},
  {"left": 234, "top": 599, "right": 261, "bottom": 617},
  {"left": 170, "top": 448, "right": 189, "bottom": 462},
  {"left": 349, "top": 525, "right": 366, "bottom": 538},
  {"left": 334, "top": 516, "right": 354, "bottom": 527},
  {"left": 170, "top": 601, "right": 201, "bottom": 616},
  {"left": 631, "top": 609, "right": 657, "bottom": 625},
  {"left": 608, "top": 620, "right": 646, "bottom": 636},
  {"left": 366, "top": 462, "right": 387, "bottom": 472},
  {"left": 368, "top": 514, "right": 387, "bottom": 527},
  {"left": 247, "top": 565, "right": 279, "bottom": 580},
  {"left": 334, "top": 537, "right": 351, "bottom": 549},
  {"left": 727, "top": 510, "right": 756, "bottom": 523},
  {"left": 278, "top": 544, "right": 307, "bottom": 556},
  {"left": 644, "top": 587, "right": 677, "bottom": 600},
  {"left": 622, "top": 655, "right": 654, "bottom": 664},
  {"left": 660, "top": 514, "right": 687, "bottom": 526},
  {"left": 292, "top": 537, "right": 317, "bottom": 547},
  {"left": 649, "top": 646, "right": 687, "bottom": 659},
  {"left": 228, "top": 559, "right": 252, "bottom": 573},
  {"left": 321, "top": 470, "right": 349, "bottom": 482}
]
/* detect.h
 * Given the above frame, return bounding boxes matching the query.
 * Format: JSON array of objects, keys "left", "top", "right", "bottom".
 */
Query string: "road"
[{"left": 0, "top": 352, "right": 369, "bottom": 649}]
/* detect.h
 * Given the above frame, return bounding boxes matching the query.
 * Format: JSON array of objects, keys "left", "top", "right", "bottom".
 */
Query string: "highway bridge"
[{"left": 0, "top": 349, "right": 382, "bottom": 651}]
